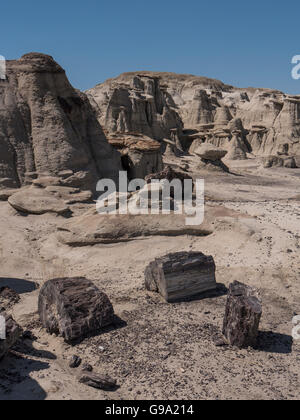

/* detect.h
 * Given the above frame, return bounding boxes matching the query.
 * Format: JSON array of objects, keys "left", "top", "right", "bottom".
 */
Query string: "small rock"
[
  {"left": 82, "top": 363, "right": 93, "bottom": 373},
  {"left": 22, "top": 330, "right": 37, "bottom": 341},
  {"left": 69, "top": 355, "right": 82, "bottom": 369},
  {"left": 214, "top": 338, "right": 228, "bottom": 347},
  {"left": 79, "top": 373, "right": 117, "bottom": 391}
]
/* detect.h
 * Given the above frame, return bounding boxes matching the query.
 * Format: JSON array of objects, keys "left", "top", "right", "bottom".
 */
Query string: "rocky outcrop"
[
  {"left": 86, "top": 73, "right": 183, "bottom": 142},
  {"left": 107, "top": 133, "right": 163, "bottom": 179},
  {"left": 109, "top": 72, "right": 299, "bottom": 158},
  {"left": 261, "top": 156, "right": 297, "bottom": 169},
  {"left": 192, "top": 144, "right": 229, "bottom": 172},
  {"left": 38, "top": 277, "right": 115, "bottom": 343},
  {"left": 0, "top": 53, "right": 122, "bottom": 191}
]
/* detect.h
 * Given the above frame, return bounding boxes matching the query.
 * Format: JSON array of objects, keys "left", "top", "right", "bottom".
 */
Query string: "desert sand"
[{"left": 0, "top": 157, "right": 299, "bottom": 400}]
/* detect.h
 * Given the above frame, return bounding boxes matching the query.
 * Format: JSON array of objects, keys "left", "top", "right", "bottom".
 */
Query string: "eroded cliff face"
[
  {"left": 0, "top": 53, "right": 122, "bottom": 190},
  {"left": 86, "top": 74, "right": 183, "bottom": 141},
  {"left": 91, "top": 71, "right": 300, "bottom": 159},
  {"left": 150, "top": 72, "right": 300, "bottom": 157}
]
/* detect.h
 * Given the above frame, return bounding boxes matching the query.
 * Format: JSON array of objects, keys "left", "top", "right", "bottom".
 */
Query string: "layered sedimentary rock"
[
  {"left": 0, "top": 53, "right": 122, "bottom": 191},
  {"left": 102, "top": 72, "right": 300, "bottom": 158},
  {"left": 192, "top": 144, "right": 229, "bottom": 172},
  {"left": 107, "top": 133, "right": 163, "bottom": 179},
  {"left": 261, "top": 155, "right": 297, "bottom": 169},
  {"left": 86, "top": 73, "right": 183, "bottom": 141}
]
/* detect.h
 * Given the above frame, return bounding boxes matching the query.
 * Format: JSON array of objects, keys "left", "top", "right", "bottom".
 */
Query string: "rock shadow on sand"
[
  {"left": 255, "top": 331, "right": 293, "bottom": 354},
  {"left": 0, "top": 278, "right": 37, "bottom": 294}
]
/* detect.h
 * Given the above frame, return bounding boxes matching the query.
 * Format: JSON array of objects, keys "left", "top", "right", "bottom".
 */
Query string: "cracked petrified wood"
[
  {"left": 79, "top": 373, "right": 117, "bottom": 391},
  {"left": 145, "top": 252, "right": 216, "bottom": 302},
  {"left": 38, "top": 277, "right": 114, "bottom": 343},
  {"left": 222, "top": 281, "right": 262, "bottom": 348},
  {"left": 0, "top": 314, "right": 23, "bottom": 359}
]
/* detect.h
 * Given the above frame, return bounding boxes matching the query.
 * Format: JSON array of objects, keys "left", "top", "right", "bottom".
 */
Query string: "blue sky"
[{"left": 1, "top": 0, "right": 300, "bottom": 93}]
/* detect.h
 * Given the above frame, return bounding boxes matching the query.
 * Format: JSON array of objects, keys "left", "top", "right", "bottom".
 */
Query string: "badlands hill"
[
  {"left": 0, "top": 53, "right": 121, "bottom": 191},
  {"left": 87, "top": 71, "right": 300, "bottom": 160},
  {"left": 1, "top": 53, "right": 299, "bottom": 192}
]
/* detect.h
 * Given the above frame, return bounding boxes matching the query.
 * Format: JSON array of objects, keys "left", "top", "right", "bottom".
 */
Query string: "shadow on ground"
[
  {"left": 0, "top": 278, "right": 37, "bottom": 294},
  {"left": 0, "top": 354, "right": 50, "bottom": 400},
  {"left": 255, "top": 331, "right": 293, "bottom": 354}
]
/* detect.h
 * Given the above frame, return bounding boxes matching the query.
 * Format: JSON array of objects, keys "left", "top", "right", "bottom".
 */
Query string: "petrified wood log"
[
  {"left": 79, "top": 373, "right": 117, "bottom": 391},
  {"left": 38, "top": 277, "right": 114, "bottom": 343},
  {"left": 145, "top": 252, "right": 216, "bottom": 302},
  {"left": 222, "top": 281, "right": 262, "bottom": 348},
  {"left": 0, "top": 314, "right": 23, "bottom": 359}
]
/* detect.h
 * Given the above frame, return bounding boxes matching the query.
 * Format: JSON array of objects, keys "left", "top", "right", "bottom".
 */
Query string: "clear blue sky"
[{"left": 1, "top": 0, "right": 300, "bottom": 93}]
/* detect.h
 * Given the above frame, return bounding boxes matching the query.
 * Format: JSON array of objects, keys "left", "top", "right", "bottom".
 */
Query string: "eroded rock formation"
[
  {"left": 98, "top": 72, "right": 300, "bottom": 159},
  {"left": 86, "top": 73, "right": 183, "bottom": 141},
  {"left": 0, "top": 53, "right": 122, "bottom": 191}
]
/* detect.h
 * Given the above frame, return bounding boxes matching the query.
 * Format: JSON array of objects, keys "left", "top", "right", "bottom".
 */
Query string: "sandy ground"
[{"left": 0, "top": 158, "right": 299, "bottom": 400}]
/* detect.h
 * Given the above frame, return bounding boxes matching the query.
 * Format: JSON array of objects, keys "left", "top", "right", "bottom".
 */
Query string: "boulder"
[
  {"left": 0, "top": 314, "right": 23, "bottom": 359},
  {"left": 145, "top": 252, "right": 216, "bottom": 302},
  {"left": 8, "top": 187, "right": 70, "bottom": 215},
  {"left": 38, "top": 277, "right": 115, "bottom": 343},
  {"left": 193, "top": 144, "right": 227, "bottom": 161}
]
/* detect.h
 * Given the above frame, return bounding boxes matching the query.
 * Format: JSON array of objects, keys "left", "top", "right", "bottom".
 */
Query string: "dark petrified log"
[
  {"left": 0, "top": 314, "right": 23, "bottom": 359},
  {"left": 222, "top": 281, "right": 262, "bottom": 348},
  {"left": 38, "top": 277, "right": 114, "bottom": 343},
  {"left": 145, "top": 252, "right": 216, "bottom": 302},
  {"left": 79, "top": 373, "right": 117, "bottom": 391}
]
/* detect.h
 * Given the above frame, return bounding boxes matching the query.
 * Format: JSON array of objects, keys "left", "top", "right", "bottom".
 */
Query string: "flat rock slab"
[
  {"left": 222, "top": 281, "right": 262, "bottom": 348},
  {"left": 0, "top": 314, "right": 23, "bottom": 360},
  {"left": 79, "top": 373, "right": 117, "bottom": 391},
  {"left": 38, "top": 277, "right": 115, "bottom": 343},
  {"left": 45, "top": 186, "right": 93, "bottom": 204},
  {"left": 8, "top": 187, "right": 70, "bottom": 215},
  {"left": 194, "top": 144, "right": 227, "bottom": 161},
  {"left": 145, "top": 251, "right": 216, "bottom": 302},
  {"left": 57, "top": 212, "right": 213, "bottom": 246}
]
